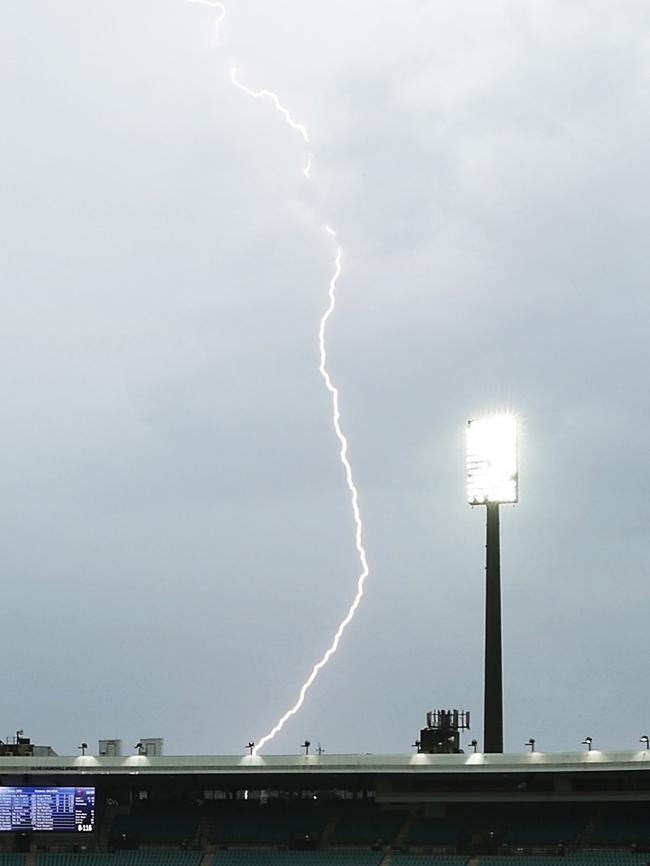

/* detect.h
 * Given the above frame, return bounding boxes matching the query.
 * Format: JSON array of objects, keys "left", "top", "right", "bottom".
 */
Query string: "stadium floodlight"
[
  {"left": 640, "top": 735, "right": 649, "bottom": 750},
  {"left": 467, "top": 413, "right": 519, "bottom": 755},
  {"left": 467, "top": 414, "right": 518, "bottom": 505}
]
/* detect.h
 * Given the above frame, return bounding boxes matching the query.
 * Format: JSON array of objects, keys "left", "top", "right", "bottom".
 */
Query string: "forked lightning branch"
[{"left": 188, "top": 0, "right": 370, "bottom": 754}]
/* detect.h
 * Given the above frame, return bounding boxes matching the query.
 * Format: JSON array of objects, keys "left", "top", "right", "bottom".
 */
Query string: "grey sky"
[{"left": 1, "top": 0, "right": 649, "bottom": 757}]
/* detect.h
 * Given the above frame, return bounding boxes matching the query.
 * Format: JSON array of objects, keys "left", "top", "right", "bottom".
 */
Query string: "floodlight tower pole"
[
  {"left": 466, "top": 414, "right": 517, "bottom": 755},
  {"left": 484, "top": 501, "right": 503, "bottom": 753}
]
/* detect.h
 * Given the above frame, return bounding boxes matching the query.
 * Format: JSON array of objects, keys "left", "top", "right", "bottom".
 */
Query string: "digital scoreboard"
[{"left": 0, "top": 787, "right": 95, "bottom": 832}]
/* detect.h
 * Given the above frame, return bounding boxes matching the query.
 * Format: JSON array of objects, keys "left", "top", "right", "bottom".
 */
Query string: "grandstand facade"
[{"left": 1, "top": 752, "right": 649, "bottom": 860}]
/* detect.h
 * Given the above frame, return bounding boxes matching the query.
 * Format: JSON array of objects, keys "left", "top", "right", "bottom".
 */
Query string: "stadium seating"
[
  {"left": 405, "top": 818, "right": 462, "bottom": 847},
  {"left": 208, "top": 807, "right": 328, "bottom": 846},
  {"left": 478, "top": 857, "right": 569, "bottom": 866},
  {"left": 502, "top": 816, "right": 585, "bottom": 846},
  {"left": 211, "top": 853, "right": 384, "bottom": 866},
  {"left": 477, "top": 855, "right": 650, "bottom": 866},
  {"left": 0, "top": 857, "right": 26, "bottom": 866},
  {"left": 331, "top": 811, "right": 406, "bottom": 846},
  {"left": 391, "top": 856, "right": 469, "bottom": 866},
  {"left": 565, "top": 855, "right": 650, "bottom": 866},
  {"left": 110, "top": 814, "right": 199, "bottom": 845},
  {"left": 38, "top": 854, "right": 203, "bottom": 866},
  {"left": 589, "top": 812, "right": 650, "bottom": 846}
]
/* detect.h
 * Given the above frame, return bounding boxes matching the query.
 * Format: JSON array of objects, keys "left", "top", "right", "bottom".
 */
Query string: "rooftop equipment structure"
[
  {"left": 139, "top": 738, "right": 163, "bottom": 756},
  {"left": 98, "top": 739, "right": 123, "bottom": 757},
  {"left": 416, "top": 709, "right": 471, "bottom": 754}
]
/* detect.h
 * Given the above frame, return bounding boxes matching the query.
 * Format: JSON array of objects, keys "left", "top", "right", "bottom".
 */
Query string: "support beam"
[{"left": 484, "top": 501, "right": 503, "bottom": 753}]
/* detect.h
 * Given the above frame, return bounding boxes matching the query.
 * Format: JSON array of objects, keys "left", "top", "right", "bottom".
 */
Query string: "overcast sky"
[{"left": 1, "top": 0, "right": 650, "bottom": 758}]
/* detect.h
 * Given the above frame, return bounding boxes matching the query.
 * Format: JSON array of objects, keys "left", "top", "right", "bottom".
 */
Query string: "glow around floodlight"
[{"left": 466, "top": 414, "right": 518, "bottom": 505}]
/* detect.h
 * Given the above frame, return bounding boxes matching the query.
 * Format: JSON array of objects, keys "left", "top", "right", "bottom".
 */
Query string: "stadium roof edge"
[{"left": 1, "top": 750, "right": 649, "bottom": 776}]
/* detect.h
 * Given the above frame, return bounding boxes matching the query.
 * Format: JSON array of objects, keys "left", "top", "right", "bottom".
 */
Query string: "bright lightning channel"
[
  {"left": 189, "top": 1, "right": 369, "bottom": 755},
  {"left": 231, "top": 70, "right": 314, "bottom": 178},
  {"left": 186, "top": 0, "right": 225, "bottom": 40},
  {"left": 252, "top": 236, "right": 370, "bottom": 756}
]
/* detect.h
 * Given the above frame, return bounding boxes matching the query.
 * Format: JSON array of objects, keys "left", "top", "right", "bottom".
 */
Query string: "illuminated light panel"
[
  {"left": 466, "top": 414, "right": 518, "bottom": 505},
  {"left": 188, "top": 1, "right": 371, "bottom": 755}
]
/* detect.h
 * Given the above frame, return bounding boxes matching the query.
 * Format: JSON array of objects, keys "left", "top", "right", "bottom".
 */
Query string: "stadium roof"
[{"left": 1, "top": 750, "right": 649, "bottom": 776}]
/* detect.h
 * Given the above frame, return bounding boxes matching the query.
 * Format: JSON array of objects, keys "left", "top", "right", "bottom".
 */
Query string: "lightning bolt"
[
  {"left": 189, "top": 2, "right": 370, "bottom": 755},
  {"left": 186, "top": 0, "right": 225, "bottom": 40},
  {"left": 253, "top": 237, "right": 370, "bottom": 756},
  {"left": 231, "top": 69, "right": 314, "bottom": 178}
]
